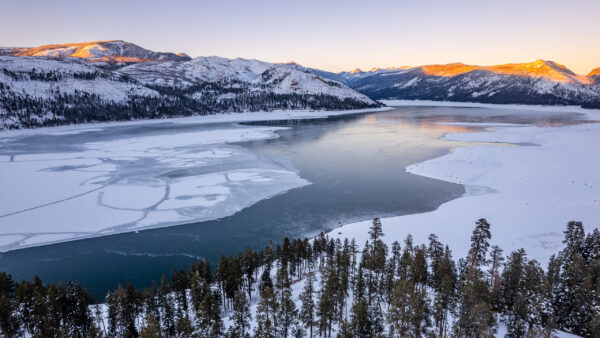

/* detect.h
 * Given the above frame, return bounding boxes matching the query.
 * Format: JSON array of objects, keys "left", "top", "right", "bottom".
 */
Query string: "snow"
[
  {"left": 118, "top": 56, "right": 376, "bottom": 103},
  {"left": 330, "top": 101, "right": 600, "bottom": 265},
  {"left": 381, "top": 99, "right": 598, "bottom": 115},
  {"left": 0, "top": 125, "right": 310, "bottom": 252},
  {"left": 0, "top": 56, "right": 157, "bottom": 102},
  {"left": 0, "top": 107, "right": 390, "bottom": 138},
  {"left": 0, "top": 107, "right": 388, "bottom": 252}
]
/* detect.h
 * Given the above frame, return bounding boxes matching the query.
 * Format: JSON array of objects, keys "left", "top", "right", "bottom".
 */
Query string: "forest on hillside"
[
  {"left": 0, "top": 219, "right": 599, "bottom": 337},
  {"left": 0, "top": 67, "right": 380, "bottom": 130}
]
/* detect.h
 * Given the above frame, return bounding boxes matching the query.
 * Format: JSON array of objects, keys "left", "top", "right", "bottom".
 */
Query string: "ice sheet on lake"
[
  {"left": 331, "top": 109, "right": 600, "bottom": 264},
  {"left": 0, "top": 125, "right": 309, "bottom": 251}
]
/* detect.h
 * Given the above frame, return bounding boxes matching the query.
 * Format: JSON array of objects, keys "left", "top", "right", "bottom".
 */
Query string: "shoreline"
[
  {"left": 0, "top": 107, "right": 392, "bottom": 253},
  {"left": 328, "top": 101, "right": 600, "bottom": 264},
  {"left": 0, "top": 107, "right": 392, "bottom": 138}
]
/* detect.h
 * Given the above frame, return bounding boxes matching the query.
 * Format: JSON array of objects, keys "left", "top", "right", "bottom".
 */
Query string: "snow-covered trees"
[{"left": 0, "top": 218, "right": 599, "bottom": 337}]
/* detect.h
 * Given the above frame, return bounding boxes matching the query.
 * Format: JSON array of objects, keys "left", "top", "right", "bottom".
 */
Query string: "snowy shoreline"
[
  {"left": 0, "top": 107, "right": 392, "bottom": 138},
  {"left": 0, "top": 107, "right": 390, "bottom": 252},
  {"left": 330, "top": 101, "right": 600, "bottom": 264}
]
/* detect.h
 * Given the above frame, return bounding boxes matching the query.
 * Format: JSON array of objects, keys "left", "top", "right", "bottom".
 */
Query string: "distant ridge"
[
  {"left": 588, "top": 67, "right": 600, "bottom": 84},
  {"left": 312, "top": 60, "right": 600, "bottom": 106},
  {"left": 0, "top": 42, "right": 378, "bottom": 130},
  {"left": 0, "top": 40, "right": 190, "bottom": 66}
]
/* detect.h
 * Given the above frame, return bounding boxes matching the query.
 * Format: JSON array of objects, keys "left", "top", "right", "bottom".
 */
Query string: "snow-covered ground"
[
  {"left": 0, "top": 107, "right": 388, "bottom": 252},
  {"left": 332, "top": 101, "right": 600, "bottom": 265}
]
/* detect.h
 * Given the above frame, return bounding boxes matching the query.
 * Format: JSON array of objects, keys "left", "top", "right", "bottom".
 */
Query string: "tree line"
[
  {"left": 0, "top": 219, "right": 598, "bottom": 337},
  {"left": 0, "top": 67, "right": 379, "bottom": 130}
]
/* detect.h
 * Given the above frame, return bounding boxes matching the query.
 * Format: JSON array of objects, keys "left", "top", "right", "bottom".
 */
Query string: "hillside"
[
  {"left": 118, "top": 56, "right": 372, "bottom": 102},
  {"left": 314, "top": 60, "right": 600, "bottom": 106},
  {"left": 589, "top": 67, "right": 600, "bottom": 84},
  {"left": 0, "top": 54, "right": 378, "bottom": 130}
]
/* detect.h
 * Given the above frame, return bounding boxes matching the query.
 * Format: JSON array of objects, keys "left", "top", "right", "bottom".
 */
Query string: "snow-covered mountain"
[
  {"left": 118, "top": 56, "right": 373, "bottom": 103},
  {"left": 0, "top": 40, "right": 190, "bottom": 66},
  {"left": 314, "top": 60, "right": 600, "bottom": 106},
  {"left": 589, "top": 67, "right": 600, "bottom": 84},
  {"left": 0, "top": 48, "right": 378, "bottom": 129}
]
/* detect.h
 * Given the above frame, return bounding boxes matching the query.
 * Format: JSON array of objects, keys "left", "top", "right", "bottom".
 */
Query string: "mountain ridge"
[
  {"left": 0, "top": 52, "right": 378, "bottom": 130},
  {"left": 0, "top": 40, "right": 190, "bottom": 66},
  {"left": 312, "top": 60, "right": 600, "bottom": 106}
]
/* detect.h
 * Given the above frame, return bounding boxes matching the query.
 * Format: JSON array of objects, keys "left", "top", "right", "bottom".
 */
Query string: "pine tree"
[
  {"left": 259, "top": 266, "right": 273, "bottom": 295},
  {"left": 431, "top": 245, "right": 456, "bottom": 337},
  {"left": 176, "top": 315, "right": 194, "bottom": 338},
  {"left": 0, "top": 273, "right": 20, "bottom": 337},
  {"left": 242, "top": 246, "right": 257, "bottom": 301},
  {"left": 387, "top": 279, "right": 411, "bottom": 337},
  {"left": 350, "top": 298, "right": 372, "bottom": 337},
  {"left": 196, "top": 289, "right": 223, "bottom": 338},
  {"left": 227, "top": 289, "right": 251, "bottom": 338},
  {"left": 140, "top": 313, "right": 163, "bottom": 338},
  {"left": 255, "top": 287, "right": 278, "bottom": 338},
  {"left": 299, "top": 272, "right": 316, "bottom": 338},
  {"left": 488, "top": 245, "right": 504, "bottom": 308},
  {"left": 468, "top": 218, "right": 492, "bottom": 274},
  {"left": 552, "top": 221, "right": 597, "bottom": 335},
  {"left": 159, "top": 276, "right": 176, "bottom": 337}
]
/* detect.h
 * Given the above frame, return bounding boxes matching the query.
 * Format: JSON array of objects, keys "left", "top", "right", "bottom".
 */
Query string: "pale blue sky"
[{"left": 1, "top": 0, "right": 599, "bottom": 74}]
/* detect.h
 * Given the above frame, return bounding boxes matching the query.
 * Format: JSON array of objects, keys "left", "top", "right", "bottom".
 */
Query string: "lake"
[{"left": 0, "top": 106, "right": 588, "bottom": 300}]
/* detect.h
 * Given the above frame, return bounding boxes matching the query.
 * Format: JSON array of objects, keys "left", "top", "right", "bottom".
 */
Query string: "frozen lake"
[{"left": 0, "top": 106, "right": 590, "bottom": 299}]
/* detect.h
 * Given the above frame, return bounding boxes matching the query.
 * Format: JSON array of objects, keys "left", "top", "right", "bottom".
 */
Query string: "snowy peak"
[
  {"left": 118, "top": 56, "right": 376, "bottom": 104},
  {"left": 313, "top": 59, "right": 600, "bottom": 105},
  {"left": 416, "top": 60, "right": 588, "bottom": 84},
  {"left": 3, "top": 40, "right": 190, "bottom": 65},
  {"left": 588, "top": 67, "right": 600, "bottom": 77},
  {"left": 338, "top": 60, "right": 590, "bottom": 84},
  {"left": 485, "top": 59, "right": 589, "bottom": 84},
  {"left": 588, "top": 67, "right": 600, "bottom": 83}
]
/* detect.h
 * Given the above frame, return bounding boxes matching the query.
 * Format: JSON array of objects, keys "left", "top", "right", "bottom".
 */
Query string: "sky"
[{"left": 1, "top": 0, "right": 599, "bottom": 75}]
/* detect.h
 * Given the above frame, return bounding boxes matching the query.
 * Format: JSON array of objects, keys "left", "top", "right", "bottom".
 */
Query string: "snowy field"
[
  {"left": 0, "top": 108, "right": 387, "bottom": 252},
  {"left": 332, "top": 101, "right": 600, "bottom": 265}
]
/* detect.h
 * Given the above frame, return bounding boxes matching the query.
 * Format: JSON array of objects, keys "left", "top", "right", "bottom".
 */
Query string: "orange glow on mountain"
[
  {"left": 416, "top": 59, "right": 593, "bottom": 84},
  {"left": 588, "top": 67, "right": 600, "bottom": 77},
  {"left": 9, "top": 40, "right": 188, "bottom": 64},
  {"left": 15, "top": 40, "right": 119, "bottom": 58},
  {"left": 87, "top": 56, "right": 160, "bottom": 63},
  {"left": 421, "top": 63, "right": 479, "bottom": 77}
]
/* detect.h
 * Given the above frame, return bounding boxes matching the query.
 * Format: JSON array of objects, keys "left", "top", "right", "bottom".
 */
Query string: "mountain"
[
  {"left": 0, "top": 40, "right": 190, "bottom": 67},
  {"left": 117, "top": 56, "right": 372, "bottom": 102},
  {"left": 589, "top": 67, "right": 600, "bottom": 84},
  {"left": 314, "top": 60, "right": 600, "bottom": 106},
  {"left": 0, "top": 51, "right": 378, "bottom": 129}
]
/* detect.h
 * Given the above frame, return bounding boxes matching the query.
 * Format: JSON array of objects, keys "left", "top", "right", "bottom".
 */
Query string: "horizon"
[
  {"left": 1, "top": 0, "right": 599, "bottom": 75},
  {"left": 2, "top": 38, "right": 596, "bottom": 76}
]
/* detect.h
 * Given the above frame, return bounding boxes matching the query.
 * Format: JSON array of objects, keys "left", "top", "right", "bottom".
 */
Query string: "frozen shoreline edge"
[{"left": 326, "top": 100, "right": 600, "bottom": 264}]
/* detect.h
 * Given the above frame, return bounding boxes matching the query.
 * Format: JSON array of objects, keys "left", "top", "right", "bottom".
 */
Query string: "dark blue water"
[{"left": 1, "top": 106, "right": 587, "bottom": 300}]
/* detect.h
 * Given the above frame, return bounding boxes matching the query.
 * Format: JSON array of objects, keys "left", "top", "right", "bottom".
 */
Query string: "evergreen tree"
[
  {"left": 299, "top": 272, "right": 316, "bottom": 338},
  {"left": 468, "top": 218, "right": 492, "bottom": 274},
  {"left": 176, "top": 316, "right": 194, "bottom": 338},
  {"left": 140, "top": 313, "right": 163, "bottom": 338},
  {"left": 0, "top": 273, "right": 20, "bottom": 337},
  {"left": 196, "top": 289, "right": 223, "bottom": 338},
  {"left": 227, "top": 289, "right": 251, "bottom": 338},
  {"left": 255, "top": 287, "right": 278, "bottom": 338},
  {"left": 159, "top": 276, "right": 176, "bottom": 337}
]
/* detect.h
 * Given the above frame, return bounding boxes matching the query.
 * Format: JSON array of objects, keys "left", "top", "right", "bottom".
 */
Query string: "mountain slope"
[
  {"left": 314, "top": 60, "right": 600, "bottom": 106},
  {"left": 588, "top": 67, "right": 600, "bottom": 84},
  {"left": 118, "top": 56, "right": 374, "bottom": 103},
  {"left": 0, "top": 54, "right": 378, "bottom": 130},
  {"left": 1, "top": 40, "right": 190, "bottom": 66}
]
